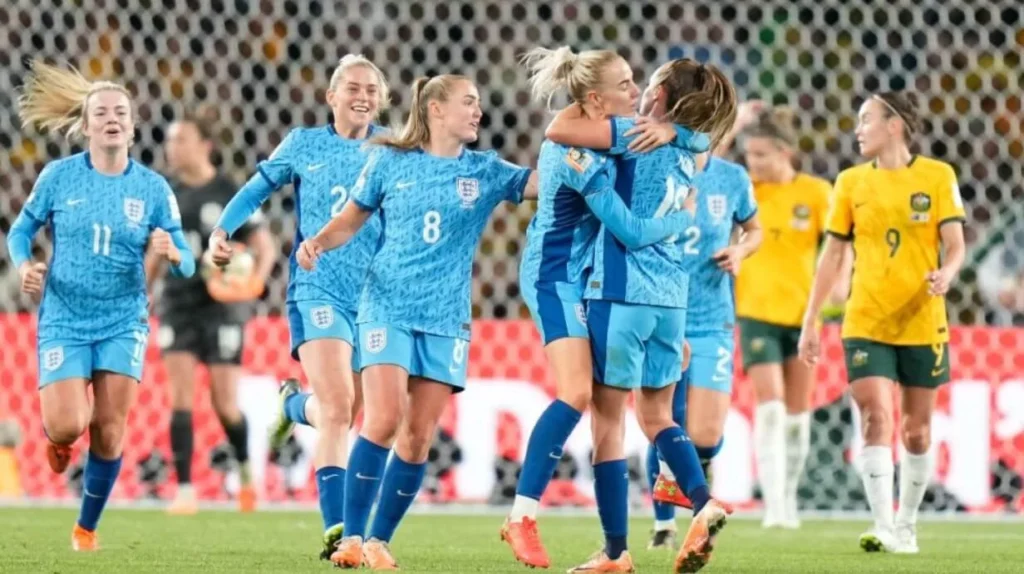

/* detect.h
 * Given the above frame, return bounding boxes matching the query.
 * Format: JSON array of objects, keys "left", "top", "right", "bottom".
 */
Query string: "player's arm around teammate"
[
  {"left": 300, "top": 75, "right": 534, "bottom": 569},
  {"left": 799, "top": 92, "right": 965, "bottom": 553},
  {"left": 8, "top": 61, "right": 194, "bottom": 551},
  {"left": 212, "top": 55, "right": 389, "bottom": 555}
]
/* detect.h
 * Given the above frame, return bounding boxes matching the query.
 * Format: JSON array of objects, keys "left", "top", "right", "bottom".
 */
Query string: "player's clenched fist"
[
  {"left": 19, "top": 261, "right": 47, "bottom": 296},
  {"left": 207, "top": 228, "right": 233, "bottom": 267},
  {"left": 297, "top": 239, "right": 323, "bottom": 271},
  {"left": 149, "top": 228, "right": 181, "bottom": 265}
]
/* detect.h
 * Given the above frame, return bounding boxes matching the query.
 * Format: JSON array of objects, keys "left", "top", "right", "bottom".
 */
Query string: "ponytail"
[
  {"left": 653, "top": 60, "right": 738, "bottom": 151},
  {"left": 18, "top": 60, "right": 131, "bottom": 141},
  {"left": 520, "top": 46, "right": 622, "bottom": 110},
  {"left": 372, "top": 75, "right": 469, "bottom": 151}
]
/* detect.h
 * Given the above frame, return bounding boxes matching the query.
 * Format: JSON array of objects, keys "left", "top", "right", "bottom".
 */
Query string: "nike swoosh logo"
[
  {"left": 67, "top": 199, "right": 85, "bottom": 206},
  {"left": 396, "top": 181, "right": 416, "bottom": 189},
  {"left": 868, "top": 473, "right": 885, "bottom": 479},
  {"left": 931, "top": 368, "right": 945, "bottom": 376},
  {"left": 355, "top": 472, "right": 379, "bottom": 480},
  {"left": 321, "top": 474, "right": 339, "bottom": 481},
  {"left": 854, "top": 202, "right": 867, "bottom": 209},
  {"left": 548, "top": 452, "right": 561, "bottom": 460},
  {"left": 911, "top": 481, "right": 925, "bottom": 487},
  {"left": 83, "top": 488, "right": 103, "bottom": 499},
  {"left": 397, "top": 490, "right": 416, "bottom": 497},
  {"left": 307, "top": 163, "right": 325, "bottom": 171},
  {"left": 712, "top": 375, "right": 729, "bottom": 382}
]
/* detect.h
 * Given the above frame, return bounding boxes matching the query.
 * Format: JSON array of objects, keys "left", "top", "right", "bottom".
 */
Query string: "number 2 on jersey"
[
  {"left": 330, "top": 186, "right": 349, "bottom": 217},
  {"left": 422, "top": 210, "right": 442, "bottom": 244},
  {"left": 683, "top": 226, "right": 700, "bottom": 255}
]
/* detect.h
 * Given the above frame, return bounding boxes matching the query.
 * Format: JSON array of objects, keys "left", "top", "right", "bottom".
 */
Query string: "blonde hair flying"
[
  {"left": 371, "top": 74, "right": 471, "bottom": 151},
  {"left": 18, "top": 60, "right": 132, "bottom": 141},
  {"left": 520, "top": 46, "right": 623, "bottom": 110}
]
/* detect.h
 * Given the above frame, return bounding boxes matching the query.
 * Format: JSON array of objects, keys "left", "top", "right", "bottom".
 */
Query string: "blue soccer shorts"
[
  {"left": 357, "top": 322, "right": 469, "bottom": 391},
  {"left": 685, "top": 331, "right": 736, "bottom": 395},
  {"left": 521, "top": 280, "right": 589, "bottom": 345},
  {"left": 587, "top": 300, "right": 687, "bottom": 389},
  {"left": 287, "top": 299, "right": 361, "bottom": 372},
  {"left": 38, "top": 329, "right": 149, "bottom": 388}
]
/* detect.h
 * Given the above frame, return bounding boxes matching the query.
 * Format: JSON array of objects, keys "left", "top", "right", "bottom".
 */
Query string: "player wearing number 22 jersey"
[
  {"left": 8, "top": 153, "right": 195, "bottom": 387},
  {"left": 351, "top": 145, "right": 532, "bottom": 389},
  {"left": 218, "top": 124, "right": 385, "bottom": 367}
]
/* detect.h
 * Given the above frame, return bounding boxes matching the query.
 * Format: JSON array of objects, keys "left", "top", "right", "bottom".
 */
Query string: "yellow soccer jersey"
[
  {"left": 735, "top": 173, "right": 832, "bottom": 327},
  {"left": 827, "top": 156, "right": 966, "bottom": 345}
]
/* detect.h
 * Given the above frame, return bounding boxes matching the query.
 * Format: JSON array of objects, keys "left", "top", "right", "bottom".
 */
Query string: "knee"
[
  {"left": 317, "top": 392, "right": 354, "bottom": 433},
  {"left": 89, "top": 415, "right": 127, "bottom": 458},
  {"left": 44, "top": 409, "right": 89, "bottom": 446},
  {"left": 688, "top": 420, "right": 723, "bottom": 450},
  {"left": 362, "top": 407, "right": 405, "bottom": 445},
  {"left": 401, "top": 419, "right": 438, "bottom": 462},
  {"left": 212, "top": 399, "right": 241, "bottom": 427},
  {"left": 635, "top": 408, "right": 673, "bottom": 443},
  {"left": 901, "top": 419, "right": 931, "bottom": 454},
  {"left": 858, "top": 403, "right": 893, "bottom": 443},
  {"left": 557, "top": 385, "right": 592, "bottom": 413}
]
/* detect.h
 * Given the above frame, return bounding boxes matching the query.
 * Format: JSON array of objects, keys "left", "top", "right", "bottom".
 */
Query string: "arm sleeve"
[
  {"left": 825, "top": 172, "right": 854, "bottom": 240},
  {"left": 488, "top": 155, "right": 532, "bottom": 204},
  {"left": 7, "top": 212, "right": 44, "bottom": 270},
  {"left": 734, "top": 171, "right": 758, "bottom": 223},
  {"left": 255, "top": 130, "right": 299, "bottom": 188},
  {"left": 673, "top": 125, "right": 711, "bottom": 153},
  {"left": 582, "top": 172, "right": 693, "bottom": 250},
  {"left": 217, "top": 174, "right": 276, "bottom": 237},
  {"left": 937, "top": 164, "right": 967, "bottom": 226},
  {"left": 350, "top": 148, "right": 386, "bottom": 211},
  {"left": 608, "top": 117, "right": 635, "bottom": 155},
  {"left": 155, "top": 180, "right": 184, "bottom": 232},
  {"left": 167, "top": 228, "right": 196, "bottom": 278}
]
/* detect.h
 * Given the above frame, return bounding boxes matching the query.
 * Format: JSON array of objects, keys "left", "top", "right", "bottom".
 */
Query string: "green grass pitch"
[{"left": 3, "top": 508, "right": 1024, "bottom": 573}]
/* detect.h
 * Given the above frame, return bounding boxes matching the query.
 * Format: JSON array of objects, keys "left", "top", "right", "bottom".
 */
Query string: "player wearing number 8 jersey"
[
  {"left": 799, "top": 92, "right": 966, "bottom": 555},
  {"left": 7, "top": 61, "right": 195, "bottom": 551},
  {"left": 297, "top": 74, "right": 536, "bottom": 569},
  {"left": 212, "top": 55, "right": 387, "bottom": 559}
]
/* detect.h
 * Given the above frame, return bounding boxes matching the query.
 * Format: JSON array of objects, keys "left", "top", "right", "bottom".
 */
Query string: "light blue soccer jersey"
[
  {"left": 683, "top": 157, "right": 758, "bottom": 334},
  {"left": 15, "top": 153, "right": 184, "bottom": 340},
  {"left": 519, "top": 141, "right": 613, "bottom": 287},
  {"left": 255, "top": 125, "right": 385, "bottom": 311},
  {"left": 586, "top": 117, "right": 702, "bottom": 308},
  {"left": 352, "top": 146, "right": 531, "bottom": 339}
]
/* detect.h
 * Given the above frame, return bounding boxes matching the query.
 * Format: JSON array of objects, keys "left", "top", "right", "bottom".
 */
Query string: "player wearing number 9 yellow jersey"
[
  {"left": 799, "top": 92, "right": 966, "bottom": 556},
  {"left": 717, "top": 103, "right": 833, "bottom": 529}
]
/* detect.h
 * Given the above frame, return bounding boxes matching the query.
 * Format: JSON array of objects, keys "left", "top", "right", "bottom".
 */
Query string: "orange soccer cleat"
[
  {"left": 675, "top": 499, "right": 733, "bottom": 573},
  {"left": 500, "top": 516, "right": 551, "bottom": 568},
  {"left": 47, "top": 441, "right": 73, "bottom": 474},
  {"left": 330, "top": 536, "right": 364, "bottom": 569},
  {"left": 652, "top": 475, "right": 693, "bottom": 509},
  {"left": 238, "top": 484, "right": 257, "bottom": 513},
  {"left": 567, "top": 550, "right": 635, "bottom": 573},
  {"left": 71, "top": 524, "right": 99, "bottom": 552},
  {"left": 362, "top": 538, "right": 399, "bottom": 570}
]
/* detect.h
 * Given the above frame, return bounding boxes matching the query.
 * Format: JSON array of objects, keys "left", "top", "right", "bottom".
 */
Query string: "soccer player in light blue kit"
[
  {"left": 209, "top": 55, "right": 388, "bottom": 559},
  {"left": 645, "top": 156, "right": 763, "bottom": 550},
  {"left": 296, "top": 74, "right": 538, "bottom": 570},
  {"left": 547, "top": 58, "right": 741, "bottom": 573},
  {"left": 503, "top": 46, "right": 712, "bottom": 569},
  {"left": 7, "top": 61, "right": 194, "bottom": 551}
]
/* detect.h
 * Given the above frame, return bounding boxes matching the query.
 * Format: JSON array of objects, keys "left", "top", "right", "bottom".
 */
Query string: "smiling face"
[
  {"left": 83, "top": 89, "right": 134, "bottom": 151},
  {"left": 431, "top": 79, "right": 482, "bottom": 144},
  {"left": 327, "top": 64, "right": 383, "bottom": 131}
]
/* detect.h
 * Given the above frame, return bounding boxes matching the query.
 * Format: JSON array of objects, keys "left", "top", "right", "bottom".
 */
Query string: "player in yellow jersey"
[
  {"left": 799, "top": 92, "right": 965, "bottom": 554},
  {"left": 717, "top": 103, "right": 837, "bottom": 528}
]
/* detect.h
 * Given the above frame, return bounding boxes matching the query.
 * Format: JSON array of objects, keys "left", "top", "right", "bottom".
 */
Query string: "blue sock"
[
  {"left": 368, "top": 454, "right": 426, "bottom": 542},
  {"left": 594, "top": 459, "right": 629, "bottom": 559},
  {"left": 516, "top": 400, "right": 583, "bottom": 499},
  {"left": 316, "top": 466, "right": 346, "bottom": 531},
  {"left": 343, "top": 436, "right": 390, "bottom": 539},
  {"left": 77, "top": 452, "right": 122, "bottom": 531},
  {"left": 654, "top": 426, "right": 710, "bottom": 514},
  {"left": 284, "top": 392, "right": 311, "bottom": 426},
  {"left": 646, "top": 444, "right": 676, "bottom": 522}
]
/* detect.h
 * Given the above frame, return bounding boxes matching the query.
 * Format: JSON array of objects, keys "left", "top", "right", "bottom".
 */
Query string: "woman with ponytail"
[
  {"left": 296, "top": 74, "right": 537, "bottom": 569},
  {"left": 7, "top": 60, "right": 194, "bottom": 551}
]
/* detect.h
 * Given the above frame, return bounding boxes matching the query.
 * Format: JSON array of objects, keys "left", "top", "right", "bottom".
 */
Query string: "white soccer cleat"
[
  {"left": 761, "top": 507, "right": 783, "bottom": 529},
  {"left": 893, "top": 523, "right": 920, "bottom": 554},
  {"left": 780, "top": 495, "right": 801, "bottom": 529},
  {"left": 859, "top": 527, "right": 899, "bottom": 553}
]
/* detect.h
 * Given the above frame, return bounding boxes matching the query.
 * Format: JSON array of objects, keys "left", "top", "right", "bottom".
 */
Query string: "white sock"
[
  {"left": 755, "top": 401, "right": 786, "bottom": 515},
  {"left": 654, "top": 519, "right": 676, "bottom": 532},
  {"left": 177, "top": 484, "right": 195, "bottom": 498},
  {"left": 509, "top": 495, "right": 540, "bottom": 522},
  {"left": 784, "top": 412, "right": 811, "bottom": 501},
  {"left": 895, "top": 449, "right": 932, "bottom": 528},
  {"left": 658, "top": 458, "right": 676, "bottom": 481},
  {"left": 859, "top": 446, "right": 895, "bottom": 531}
]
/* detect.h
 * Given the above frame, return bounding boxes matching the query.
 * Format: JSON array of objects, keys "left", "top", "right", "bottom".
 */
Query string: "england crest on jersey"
[
  {"left": 42, "top": 347, "right": 64, "bottom": 372},
  {"left": 124, "top": 198, "right": 145, "bottom": 224},
  {"left": 310, "top": 305, "right": 334, "bottom": 329},
  {"left": 708, "top": 194, "right": 728, "bottom": 222},
  {"left": 456, "top": 178, "right": 480, "bottom": 209}
]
